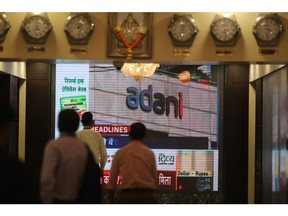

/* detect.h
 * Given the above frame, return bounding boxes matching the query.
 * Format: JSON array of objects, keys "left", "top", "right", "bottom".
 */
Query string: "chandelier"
[{"left": 121, "top": 63, "right": 160, "bottom": 82}]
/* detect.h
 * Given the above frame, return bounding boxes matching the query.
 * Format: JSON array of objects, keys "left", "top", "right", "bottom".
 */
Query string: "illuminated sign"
[
  {"left": 92, "top": 125, "right": 130, "bottom": 134},
  {"left": 158, "top": 153, "right": 175, "bottom": 165},
  {"left": 126, "top": 84, "right": 183, "bottom": 119},
  {"left": 60, "top": 95, "right": 87, "bottom": 116}
]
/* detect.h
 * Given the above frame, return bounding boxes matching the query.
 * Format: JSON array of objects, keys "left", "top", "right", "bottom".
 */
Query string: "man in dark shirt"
[{"left": 0, "top": 104, "right": 39, "bottom": 204}]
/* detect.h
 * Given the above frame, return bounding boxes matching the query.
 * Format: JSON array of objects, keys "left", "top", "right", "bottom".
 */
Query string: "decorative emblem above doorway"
[{"left": 108, "top": 12, "right": 153, "bottom": 60}]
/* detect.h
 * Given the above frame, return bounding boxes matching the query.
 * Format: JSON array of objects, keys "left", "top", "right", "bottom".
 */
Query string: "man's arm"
[
  {"left": 151, "top": 151, "right": 158, "bottom": 189},
  {"left": 99, "top": 133, "right": 108, "bottom": 170}
]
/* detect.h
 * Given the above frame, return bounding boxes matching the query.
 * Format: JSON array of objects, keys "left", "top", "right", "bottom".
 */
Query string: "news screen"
[{"left": 55, "top": 63, "right": 219, "bottom": 193}]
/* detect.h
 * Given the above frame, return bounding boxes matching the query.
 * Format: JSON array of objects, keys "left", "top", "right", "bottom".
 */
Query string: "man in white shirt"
[
  {"left": 76, "top": 111, "right": 107, "bottom": 172},
  {"left": 76, "top": 111, "right": 107, "bottom": 203},
  {"left": 40, "top": 109, "right": 87, "bottom": 204}
]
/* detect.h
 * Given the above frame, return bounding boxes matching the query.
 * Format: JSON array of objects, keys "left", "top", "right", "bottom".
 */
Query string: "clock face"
[
  {"left": 0, "top": 17, "right": 7, "bottom": 35},
  {"left": 255, "top": 18, "right": 280, "bottom": 41},
  {"left": 66, "top": 15, "right": 94, "bottom": 40},
  {"left": 170, "top": 18, "right": 195, "bottom": 42},
  {"left": 24, "top": 15, "right": 51, "bottom": 39},
  {"left": 211, "top": 18, "right": 238, "bottom": 42}
]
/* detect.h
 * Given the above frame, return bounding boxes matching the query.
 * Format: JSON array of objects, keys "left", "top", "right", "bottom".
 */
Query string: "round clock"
[
  {"left": 21, "top": 13, "right": 53, "bottom": 44},
  {"left": 210, "top": 14, "right": 241, "bottom": 47},
  {"left": 252, "top": 13, "right": 284, "bottom": 47},
  {"left": 64, "top": 13, "right": 94, "bottom": 45},
  {"left": 168, "top": 14, "right": 199, "bottom": 47},
  {"left": 0, "top": 13, "right": 11, "bottom": 44}
]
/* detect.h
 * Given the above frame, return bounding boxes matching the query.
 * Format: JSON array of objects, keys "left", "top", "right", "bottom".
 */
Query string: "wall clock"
[
  {"left": 21, "top": 12, "right": 53, "bottom": 44},
  {"left": 64, "top": 13, "right": 94, "bottom": 45},
  {"left": 168, "top": 14, "right": 198, "bottom": 47},
  {"left": 252, "top": 13, "right": 284, "bottom": 47},
  {"left": 0, "top": 13, "right": 11, "bottom": 44},
  {"left": 210, "top": 14, "right": 241, "bottom": 47}
]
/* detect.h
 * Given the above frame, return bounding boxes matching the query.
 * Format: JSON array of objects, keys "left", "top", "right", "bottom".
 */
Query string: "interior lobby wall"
[{"left": 1, "top": 12, "right": 288, "bottom": 64}]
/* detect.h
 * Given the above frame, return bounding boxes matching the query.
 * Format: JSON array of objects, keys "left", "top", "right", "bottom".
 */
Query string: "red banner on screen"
[{"left": 92, "top": 125, "right": 130, "bottom": 136}]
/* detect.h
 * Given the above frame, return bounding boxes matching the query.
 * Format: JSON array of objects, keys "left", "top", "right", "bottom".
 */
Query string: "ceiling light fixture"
[{"left": 121, "top": 63, "right": 160, "bottom": 82}]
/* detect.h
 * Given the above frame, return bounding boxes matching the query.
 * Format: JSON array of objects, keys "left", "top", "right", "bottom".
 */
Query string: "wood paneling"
[
  {"left": 254, "top": 79, "right": 263, "bottom": 204},
  {"left": 223, "top": 65, "right": 249, "bottom": 203},
  {"left": 0, "top": 74, "right": 19, "bottom": 158},
  {"left": 25, "top": 63, "right": 51, "bottom": 190}
]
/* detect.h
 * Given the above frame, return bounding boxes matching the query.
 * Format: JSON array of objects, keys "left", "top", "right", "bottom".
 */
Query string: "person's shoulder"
[
  {"left": 46, "top": 138, "right": 56, "bottom": 143},
  {"left": 114, "top": 146, "right": 124, "bottom": 156},
  {"left": 91, "top": 130, "right": 102, "bottom": 136},
  {"left": 44, "top": 138, "right": 57, "bottom": 148},
  {"left": 140, "top": 143, "right": 154, "bottom": 153},
  {"left": 89, "top": 130, "right": 103, "bottom": 139},
  {"left": 76, "top": 129, "right": 85, "bottom": 135},
  {"left": 76, "top": 130, "right": 84, "bottom": 139},
  {"left": 50, "top": 136, "right": 81, "bottom": 147},
  {"left": 78, "top": 129, "right": 100, "bottom": 135}
]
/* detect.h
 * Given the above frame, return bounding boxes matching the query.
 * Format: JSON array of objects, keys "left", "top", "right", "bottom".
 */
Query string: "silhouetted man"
[
  {"left": 107, "top": 122, "right": 158, "bottom": 204},
  {"left": 40, "top": 109, "right": 88, "bottom": 204}
]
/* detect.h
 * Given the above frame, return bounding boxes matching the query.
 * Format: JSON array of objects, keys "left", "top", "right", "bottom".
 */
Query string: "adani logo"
[{"left": 126, "top": 85, "right": 183, "bottom": 119}]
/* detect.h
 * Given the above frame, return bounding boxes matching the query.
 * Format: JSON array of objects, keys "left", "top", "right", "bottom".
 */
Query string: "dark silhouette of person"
[
  {"left": 40, "top": 109, "right": 100, "bottom": 204},
  {"left": 107, "top": 122, "right": 158, "bottom": 204},
  {"left": 0, "top": 104, "right": 39, "bottom": 204},
  {"left": 40, "top": 109, "right": 87, "bottom": 204}
]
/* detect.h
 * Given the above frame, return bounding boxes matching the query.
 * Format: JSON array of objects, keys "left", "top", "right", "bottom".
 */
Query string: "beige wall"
[
  {"left": 1, "top": 12, "right": 288, "bottom": 64},
  {"left": 0, "top": 61, "right": 26, "bottom": 79}
]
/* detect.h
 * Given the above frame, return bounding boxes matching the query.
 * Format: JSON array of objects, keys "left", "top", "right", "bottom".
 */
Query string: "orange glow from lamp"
[
  {"left": 121, "top": 63, "right": 160, "bottom": 82},
  {"left": 178, "top": 71, "right": 191, "bottom": 84}
]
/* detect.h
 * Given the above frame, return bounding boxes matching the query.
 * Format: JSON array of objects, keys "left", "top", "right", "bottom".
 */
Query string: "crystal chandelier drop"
[{"left": 121, "top": 63, "right": 160, "bottom": 82}]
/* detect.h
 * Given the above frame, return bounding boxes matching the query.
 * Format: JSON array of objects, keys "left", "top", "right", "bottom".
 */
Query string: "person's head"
[
  {"left": 129, "top": 122, "right": 146, "bottom": 141},
  {"left": 0, "top": 104, "right": 15, "bottom": 149},
  {"left": 81, "top": 111, "right": 93, "bottom": 126},
  {"left": 58, "top": 109, "right": 80, "bottom": 134}
]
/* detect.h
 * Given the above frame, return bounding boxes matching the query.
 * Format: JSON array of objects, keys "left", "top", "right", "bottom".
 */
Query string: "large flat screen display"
[{"left": 55, "top": 63, "right": 219, "bottom": 194}]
